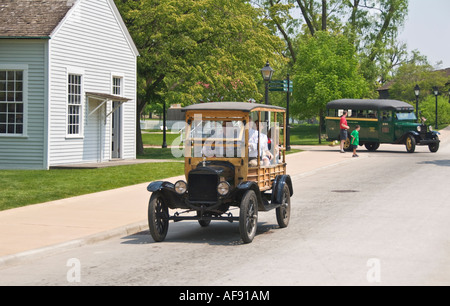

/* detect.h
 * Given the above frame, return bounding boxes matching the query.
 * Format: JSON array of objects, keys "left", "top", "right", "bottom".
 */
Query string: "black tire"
[
  {"left": 429, "top": 136, "right": 439, "bottom": 153},
  {"left": 365, "top": 142, "right": 380, "bottom": 151},
  {"left": 197, "top": 211, "right": 211, "bottom": 227},
  {"left": 148, "top": 191, "right": 169, "bottom": 242},
  {"left": 239, "top": 190, "right": 258, "bottom": 244},
  {"left": 405, "top": 134, "right": 416, "bottom": 153},
  {"left": 276, "top": 184, "right": 291, "bottom": 228}
]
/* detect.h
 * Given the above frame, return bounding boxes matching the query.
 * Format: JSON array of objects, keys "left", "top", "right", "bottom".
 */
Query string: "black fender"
[
  {"left": 147, "top": 181, "right": 173, "bottom": 192},
  {"left": 271, "top": 175, "right": 293, "bottom": 204},
  {"left": 396, "top": 131, "right": 419, "bottom": 144},
  {"left": 430, "top": 131, "right": 441, "bottom": 138},
  {"left": 236, "top": 181, "right": 265, "bottom": 210},
  {"left": 147, "top": 181, "right": 186, "bottom": 210}
]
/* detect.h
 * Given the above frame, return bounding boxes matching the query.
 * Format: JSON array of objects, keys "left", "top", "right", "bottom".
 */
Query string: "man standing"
[{"left": 340, "top": 110, "right": 350, "bottom": 153}]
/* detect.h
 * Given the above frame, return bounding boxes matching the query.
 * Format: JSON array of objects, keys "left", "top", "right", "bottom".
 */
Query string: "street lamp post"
[
  {"left": 286, "top": 74, "right": 291, "bottom": 151},
  {"left": 414, "top": 84, "right": 420, "bottom": 120},
  {"left": 261, "top": 61, "right": 274, "bottom": 121},
  {"left": 162, "top": 100, "right": 167, "bottom": 148},
  {"left": 433, "top": 86, "right": 439, "bottom": 130}
]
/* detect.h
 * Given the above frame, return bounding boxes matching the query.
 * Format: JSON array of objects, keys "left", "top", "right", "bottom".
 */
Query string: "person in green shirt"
[{"left": 350, "top": 125, "right": 360, "bottom": 157}]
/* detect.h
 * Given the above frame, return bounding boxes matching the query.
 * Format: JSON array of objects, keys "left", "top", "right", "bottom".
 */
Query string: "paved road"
[{"left": 1, "top": 142, "right": 450, "bottom": 286}]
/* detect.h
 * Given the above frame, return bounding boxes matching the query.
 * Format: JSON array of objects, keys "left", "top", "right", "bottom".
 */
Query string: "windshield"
[
  {"left": 396, "top": 112, "right": 417, "bottom": 121},
  {"left": 185, "top": 117, "right": 281, "bottom": 165},
  {"left": 186, "top": 119, "right": 245, "bottom": 158}
]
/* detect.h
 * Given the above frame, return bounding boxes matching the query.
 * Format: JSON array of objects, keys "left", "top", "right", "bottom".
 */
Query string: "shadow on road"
[
  {"left": 417, "top": 160, "right": 450, "bottom": 167},
  {"left": 120, "top": 221, "right": 278, "bottom": 246}
]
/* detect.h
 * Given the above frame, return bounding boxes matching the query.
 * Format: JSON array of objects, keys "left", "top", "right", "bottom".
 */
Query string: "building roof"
[
  {"left": 327, "top": 99, "right": 414, "bottom": 111},
  {"left": 182, "top": 102, "right": 286, "bottom": 113},
  {"left": 0, "top": 0, "right": 77, "bottom": 38}
]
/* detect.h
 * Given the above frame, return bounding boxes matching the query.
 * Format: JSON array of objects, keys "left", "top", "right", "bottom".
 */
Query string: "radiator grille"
[{"left": 188, "top": 173, "right": 218, "bottom": 202}]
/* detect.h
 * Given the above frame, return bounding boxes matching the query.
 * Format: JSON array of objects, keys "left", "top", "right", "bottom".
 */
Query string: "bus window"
[
  {"left": 337, "top": 109, "right": 351, "bottom": 117},
  {"left": 381, "top": 111, "right": 392, "bottom": 121},
  {"left": 367, "top": 110, "right": 377, "bottom": 118}
]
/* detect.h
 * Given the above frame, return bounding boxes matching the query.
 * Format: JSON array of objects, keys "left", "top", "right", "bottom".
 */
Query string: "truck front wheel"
[
  {"left": 239, "top": 190, "right": 258, "bottom": 244},
  {"left": 148, "top": 191, "right": 169, "bottom": 242}
]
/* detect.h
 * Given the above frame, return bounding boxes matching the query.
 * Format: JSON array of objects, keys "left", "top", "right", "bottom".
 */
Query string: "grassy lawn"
[
  {"left": 0, "top": 162, "right": 184, "bottom": 211},
  {"left": 137, "top": 147, "right": 184, "bottom": 160},
  {"left": 289, "top": 124, "right": 327, "bottom": 145},
  {"left": 141, "top": 132, "right": 181, "bottom": 146}
]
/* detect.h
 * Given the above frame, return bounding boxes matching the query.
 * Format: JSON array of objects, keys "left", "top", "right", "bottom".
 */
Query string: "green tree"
[
  {"left": 420, "top": 95, "right": 450, "bottom": 127},
  {"left": 256, "top": 0, "right": 409, "bottom": 83},
  {"left": 114, "top": 0, "right": 285, "bottom": 153},
  {"left": 292, "top": 31, "right": 371, "bottom": 139},
  {"left": 389, "top": 60, "right": 448, "bottom": 103}
]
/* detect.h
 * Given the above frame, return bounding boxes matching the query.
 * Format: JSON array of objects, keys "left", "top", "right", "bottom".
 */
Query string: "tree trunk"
[
  {"left": 296, "top": 0, "right": 316, "bottom": 36},
  {"left": 136, "top": 98, "right": 146, "bottom": 155},
  {"left": 321, "top": 0, "right": 327, "bottom": 31},
  {"left": 318, "top": 109, "right": 325, "bottom": 144}
]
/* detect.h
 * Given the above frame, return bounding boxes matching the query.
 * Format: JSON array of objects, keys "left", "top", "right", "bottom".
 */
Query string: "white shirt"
[{"left": 248, "top": 129, "right": 269, "bottom": 158}]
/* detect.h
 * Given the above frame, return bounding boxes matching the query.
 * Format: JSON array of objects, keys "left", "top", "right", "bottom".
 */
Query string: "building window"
[
  {"left": 0, "top": 70, "right": 24, "bottom": 135},
  {"left": 67, "top": 74, "right": 82, "bottom": 135},
  {"left": 112, "top": 76, "right": 122, "bottom": 96}
]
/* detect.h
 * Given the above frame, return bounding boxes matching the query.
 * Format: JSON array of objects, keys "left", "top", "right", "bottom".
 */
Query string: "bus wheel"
[
  {"left": 365, "top": 142, "right": 380, "bottom": 151},
  {"left": 405, "top": 135, "right": 416, "bottom": 153},
  {"left": 429, "top": 136, "right": 439, "bottom": 153},
  {"left": 343, "top": 136, "right": 352, "bottom": 151}
]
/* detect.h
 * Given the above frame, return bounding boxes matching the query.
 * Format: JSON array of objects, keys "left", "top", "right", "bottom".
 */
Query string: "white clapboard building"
[{"left": 0, "top": 0, "right": 139, "bottom": 169}]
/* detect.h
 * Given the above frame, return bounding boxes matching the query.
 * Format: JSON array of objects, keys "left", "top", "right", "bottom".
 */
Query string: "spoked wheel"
[
  {"left": 239, "top": 190, "right": 258, "bottom": 244},
  {"left": 276, "top": 185, "right": 291, "bottom": 228},
  {"left": 148, "top": 191, "right": 169, "bottom": 242}
]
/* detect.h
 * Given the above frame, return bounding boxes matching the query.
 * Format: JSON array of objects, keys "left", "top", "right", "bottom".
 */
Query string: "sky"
[{"left": 398, "top": 0, "right": 450, "bottom": 69}]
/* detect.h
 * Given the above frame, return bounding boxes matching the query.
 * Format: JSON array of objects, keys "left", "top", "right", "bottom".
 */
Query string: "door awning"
[
  {"left": 86, "top": 92, "right": 131, "bottom": 103},
  {"left": 86, "top": 92, "right": 132, "bottom": 120}
]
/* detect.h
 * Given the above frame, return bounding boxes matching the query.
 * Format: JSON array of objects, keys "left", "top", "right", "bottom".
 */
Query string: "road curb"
[{"left": 0, "top": 221, "right": 149, "bottom": 268}]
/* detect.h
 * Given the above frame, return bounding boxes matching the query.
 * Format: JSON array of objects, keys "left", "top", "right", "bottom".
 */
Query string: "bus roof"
[
  {"left": 326, "top": 99, "right": 414, "bottom": 111},
  {"left": 182, "top": 102, "right": 285, "bottom": 113}
]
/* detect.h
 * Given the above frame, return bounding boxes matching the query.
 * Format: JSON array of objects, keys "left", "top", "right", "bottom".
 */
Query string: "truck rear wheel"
[{"left": 276, "top": 185, "right": 291, "bottom": 228}]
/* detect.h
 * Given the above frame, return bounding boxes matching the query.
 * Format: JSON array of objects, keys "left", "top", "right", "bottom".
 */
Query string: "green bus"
[{"left": 325, "top": 99, "right": 440, "bottom": 153}]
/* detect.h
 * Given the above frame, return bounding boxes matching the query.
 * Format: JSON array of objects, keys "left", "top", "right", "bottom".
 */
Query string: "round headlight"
[
  {"left": 217, "top": 181, "right": 230, "bottom": 196},
  {"left": 174, "top": 180, "right": 187, "bottom": 195},
  {"left": 429, "top": 125, "right": 433, "bottom": 132},
  {"left": 417, "top": 126, "right": 421, "bottom": 132}
]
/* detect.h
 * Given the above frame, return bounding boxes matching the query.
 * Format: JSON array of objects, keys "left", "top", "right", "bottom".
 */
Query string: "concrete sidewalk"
[{"left": 1, "top": 128, "right": 448, "bottom": 266}]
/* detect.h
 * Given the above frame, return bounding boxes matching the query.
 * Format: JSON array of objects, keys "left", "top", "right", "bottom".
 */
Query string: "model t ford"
[
  {"left": 326, "top": 99, "right": 440, "bottom": 153},
  {"left": 147, "top": 102, "right": 293, "bottom": 243}
]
